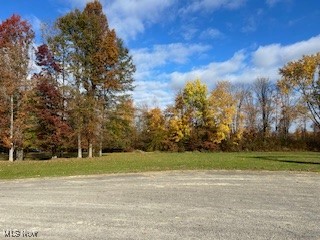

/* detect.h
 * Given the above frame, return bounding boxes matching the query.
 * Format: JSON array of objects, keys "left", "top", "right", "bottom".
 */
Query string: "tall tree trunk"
[
  {"left": 9, "top": 95, "right": 14, "bottom": 162},
  {"left": 77, "top": 132, "right": 82, "bottom": 158},
  {"left": 16, "top": 149, "right": 24, "bottom": 161},
  {"left": 88, "top": 142, "right": 93, "bottom": 158},
  {"left": 99, "top": 142, "right": 102, "bottom": 157},
  {"left": 99, "top": 108, "right": 103, "bottom": 158}
]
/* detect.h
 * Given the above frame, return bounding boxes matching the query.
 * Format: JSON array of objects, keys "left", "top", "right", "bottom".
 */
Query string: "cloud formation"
[
  {"left": 54, "top": 0, "right": 320, "bottom": 109},
  {"left": 103, "top": 0, "right": 176, "bottom": 41},
  {"left": 131, "top": 35, "right": 320, "bottom": 108},
  {"left": 132, "top": 43, "right": 211, "bottom": 80},
  {"left": 61, "top": 0, "right": 176, "bottom": 41},
  {"left": 62, "top": 0, "right": 243, "bottom": 42},
  {"left": 170, "top": 50, "right": 247, "bottom": 90},
  {"left": 132, "top": 80, "right": 174, "bottom": 108},
  {"left": 252, "top": 35, "right": 320, "bottom": 68},
  {"left": 200, "top": 28, "right": 224, "bottom": 39},
  {"left": 180, "top": 0, "right": 246, "bottom": 14},
  {"left": 169, "top": 35, "right": 320, "bottom": 91},
  {"left": 266, "top": 0, "right": 282, "bottom": 7},
  {"left": 133, "top": 43, "right": 210, "bottom": 69}
]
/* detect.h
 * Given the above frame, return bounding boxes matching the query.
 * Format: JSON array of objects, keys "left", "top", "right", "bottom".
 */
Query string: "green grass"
[{"left": 0, "top": 151, "right": 319, "bottom": 179}]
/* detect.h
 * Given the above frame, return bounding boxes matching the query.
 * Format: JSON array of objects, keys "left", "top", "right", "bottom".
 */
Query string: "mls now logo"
[{"left": 3, "top": 229, "right": 39, "bottom": 238}]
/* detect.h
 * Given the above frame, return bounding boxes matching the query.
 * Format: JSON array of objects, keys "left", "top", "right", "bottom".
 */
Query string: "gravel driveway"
[{"left": 0, "top": 171, "right": 319, "bottom": 239}]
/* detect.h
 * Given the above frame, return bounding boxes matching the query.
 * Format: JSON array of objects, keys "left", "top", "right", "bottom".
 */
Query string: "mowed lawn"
[{"left": 0, "top": 151, "right": 319, "bottom": 179}]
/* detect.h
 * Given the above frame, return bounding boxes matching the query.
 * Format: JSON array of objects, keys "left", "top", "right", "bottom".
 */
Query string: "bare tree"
[{"left": 254, "top": 77, "right": 275, "bottom": 139}]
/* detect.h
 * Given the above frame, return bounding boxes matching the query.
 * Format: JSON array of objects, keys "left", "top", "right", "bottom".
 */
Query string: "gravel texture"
[{"left": 0, "top": 171, "right": 319, "bottom": 239}]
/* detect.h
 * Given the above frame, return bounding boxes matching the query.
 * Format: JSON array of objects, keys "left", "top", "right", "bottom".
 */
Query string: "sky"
[{"left": 1, "top": 0, "right": 320, "bottom": 108}]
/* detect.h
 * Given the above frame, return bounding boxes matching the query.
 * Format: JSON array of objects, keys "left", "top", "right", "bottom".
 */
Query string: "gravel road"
[{"left": 0, "top": 171, "right": 319, "bottom": 239}]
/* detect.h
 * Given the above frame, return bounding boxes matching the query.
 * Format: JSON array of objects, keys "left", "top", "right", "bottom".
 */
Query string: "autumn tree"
[
  {"left": 182, "top": 79, "right": 208, "bottom": 127},
  {"left": 168, "top": 79, "right": 208, "bottom": 150},
  {"left": 274, "top": 86, "right": 298, "bottom": 140},
  {"left": 35, "top": 44, "right": 61, "bottom": 77},
  {"left": 52, "top": 0, "right": 134, "bottom": 157},
  {"left": 138, "top": 107, "right": 167, "bottom": 151},
  {"left": 242, "top": 87, "right": 258, "bottom": 134},
  {"left": 165, "top": 79, "right": 237, "bottom": 151},
  {"left": 208, "top": 81, "right": 236, "bottom": 145},
  {"left": 231, "top": 85, "right": 248, "bottom": 144},
  {"left": 159, "top": 94, "right": 189, "bottom": 151},
  {"left": 0, "top": 15, "right": 34, "bottom": 161},
  {"left": 104, "top": 97, "right": 135, "bottom": 151},
  {"left": 97, "top": 38, "right": 135, "bottom": 155},
  {"left": 25, "top": 45, "right": 71, "bottom": 157},
  {"left": 253, "top": 77, "right": 274, "bottom": 139},
  {"left": 279, "top": 53, "right": 320, "bottom": 129},
  {"left": 112, "top": 38, "right": 135, "bottom": 93},
  {"left": 166, "top": 102, "right": 191, "bottom": 151},
  {"left": 30, "top": 75, "right": 70, "bottom": 156}
]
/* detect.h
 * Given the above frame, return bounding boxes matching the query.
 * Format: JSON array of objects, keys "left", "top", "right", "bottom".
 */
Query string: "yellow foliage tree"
[
  {"left": 168, "top": 115, "right": 191, "bottom": 143},
  {"left": 182, "top": 78, "right": 208, "bottom": 127},
  {"left": 208, "top": 81, "right": 236, "bottom": 143},
  {"left": 142, "top": 107, "right": 167, "bottom": 151},
  {"left": 231, "top": 87, "right": 248, "bottom": 143},
  {"left": 278, "top": 53, "right": 320, "bottom": 128}
]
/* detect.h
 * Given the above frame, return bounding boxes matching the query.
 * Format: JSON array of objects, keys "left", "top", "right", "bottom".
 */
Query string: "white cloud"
[
  {"left": 25, "top": 15, "right": 43, "bottom": 44},
  {"left": 266, "top": 0, "right": 292, "bottom": 7},
  {"left": 200, "top": 28, "right": 223, "bottom": 39},
  {"left": 241, "top": 16, "right": 257, "bottom": 33},
  {"left": 132, "top": 43, "right": 211, "bottom": 73},
  {"left": 266, "top": 0, "right": 281, "bottom": 7},
  {"left": 54, "top": 0, "right": 89, "bottom": 15},
  {"left": 133, "top": 80, "right": 174, "bottom": 109},
  {"left": 181, "top": 25, "right": 199, "bottom": 41},
  {"left": 181, "top": 26, "right": 224, "bottom": 41},
  {"left": 60, "top": 0, "right": 176, "bottom": 41},
  {"left": 60, "top": 0, "right": 91, "bottom": 8},
  {"left": 170, "top": 50, "right": 247, "bottom": 90},
  {"left": 132, "top": 35, "right": 320, "bottom": 108},
  {"left": 169, "top": 35, "right": 320, "bottom": 92},
  {"left": 241, "top": 9, "right": 264, "bottom": 33},
  {"left": 27, "top": 15, "right": 42, "bottom": 34},
  {"left": 103, "top": 0, "right": 176, "bottom": 41},
  {"left": 252, "top": 35, "right": 320, "bottom": 68},
  {"left": 180, "top": 0, "right": 246, "bottom": 14},
  {"left": 266, "top": 0, "right": 279, "bottom": 6},
  {"left": 131, "top": 42, "right": 211, "bottom": 108}
]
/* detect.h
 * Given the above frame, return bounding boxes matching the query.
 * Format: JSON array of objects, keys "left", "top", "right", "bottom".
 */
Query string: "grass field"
[{"left": 0, "top": 151, "right": 319, "bottom": 179}]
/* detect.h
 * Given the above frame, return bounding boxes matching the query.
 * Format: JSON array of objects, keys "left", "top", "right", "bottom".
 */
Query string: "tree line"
[
  {"left": 136, "top": 70, "right": 319, "bottom": 152},
  {"left": 0, "top": 1, "right": 319, "bottom": 161},
  {"left": 0, "top": 1, "right": 134, "bottom": 161}
]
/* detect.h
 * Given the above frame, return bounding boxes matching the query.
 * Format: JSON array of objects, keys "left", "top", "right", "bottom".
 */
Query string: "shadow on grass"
[{"left": 246, "top": 155, "right": 320, "bottom": 165}]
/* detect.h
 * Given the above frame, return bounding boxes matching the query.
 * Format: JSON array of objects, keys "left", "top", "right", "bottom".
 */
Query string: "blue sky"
[{"left": 1, "top": 0, "right": 320, "bottom": 108}]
